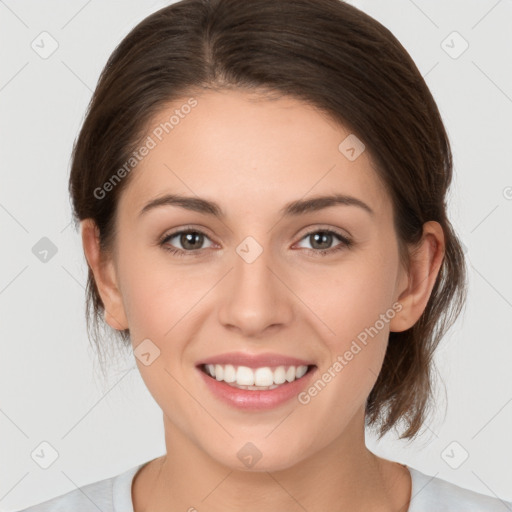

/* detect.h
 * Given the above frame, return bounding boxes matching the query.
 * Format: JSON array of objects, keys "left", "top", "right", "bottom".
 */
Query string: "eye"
[
  {"left": 159, "top": 228, "right": 215, "bottom": 257},
  {"left": 158, "top": 226, "right": 353, "bottom": 257},
  {"left": 294, "top": 229, "right": 353, "bottom": 256}
]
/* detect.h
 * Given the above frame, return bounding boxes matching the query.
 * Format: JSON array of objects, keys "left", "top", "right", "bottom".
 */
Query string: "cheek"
[
  {"left": 298, "top": 249, "right": 398, "bottom": 394},
  {"left": 301, "top": 250, "right": 397, "bottom": 342},
  {"left": 116, "top": 242, "right": 203, "bottom": 340},
  {"left": 296, "top": 286, "right": 394, "bottom": 428},
  {"left": 120, "top": 235, "right": 398, "bottom": 351}
]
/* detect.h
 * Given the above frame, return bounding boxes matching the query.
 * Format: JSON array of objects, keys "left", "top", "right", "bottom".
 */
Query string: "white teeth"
[
  {"left": 223, "top": 364, "right": 236, "bottom": 383},
  {"left": 296, "top": 365, "right": 308, "bottom": 379},
  {"left": 215, "top": 364, "right": 224, "bottom": 381},
  {"left": 236, "top": 366, "right": 255, "bottom": 386},
  {"left": 273, "top": 366, "right": 286, "bottom": 384},
  {"left": 254, "top": 367, "right": 274, "bottom": 386},
  {"left": 203, "top": 364, "right": 310, "bottom": 388},
  {"left": 285, "top": 366, "right": 296, "bottom": 382}
]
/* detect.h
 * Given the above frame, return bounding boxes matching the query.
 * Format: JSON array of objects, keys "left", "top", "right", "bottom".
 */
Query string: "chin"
[{"left": 203, "top": 436, "right": 315, "bottom": 474}]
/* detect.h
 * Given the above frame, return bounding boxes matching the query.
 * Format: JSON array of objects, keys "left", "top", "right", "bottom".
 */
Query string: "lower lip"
[{"left": 197, "top": 366, "right": 317, "bottom": 410}]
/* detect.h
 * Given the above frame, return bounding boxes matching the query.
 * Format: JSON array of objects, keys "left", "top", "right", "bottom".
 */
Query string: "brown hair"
[{"left": 69, "top": 0, "right": 467, "bottom": 440}]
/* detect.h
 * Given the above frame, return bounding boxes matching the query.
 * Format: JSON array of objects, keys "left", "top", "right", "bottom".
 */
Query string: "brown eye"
[
  {"left": 309, "top": 231, "right": 334, "bottom": 250},
  {"left": 177, "top": 231, "right": 205, "bottom": 250},
  {"left": 159, "top": 229, "right": 214, "bottom": 256},
  {"left": 295, "top": 229, "right": 352, "bottom": 256}
]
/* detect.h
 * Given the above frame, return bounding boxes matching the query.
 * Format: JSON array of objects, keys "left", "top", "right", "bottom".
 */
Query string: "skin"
[{"left": 81, "top": 89, "right": 445, "bottom": 512}]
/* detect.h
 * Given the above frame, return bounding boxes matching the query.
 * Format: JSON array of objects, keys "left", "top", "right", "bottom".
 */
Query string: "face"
[{"left": 93, "top": 89, "right": 413, "bottom": 471}]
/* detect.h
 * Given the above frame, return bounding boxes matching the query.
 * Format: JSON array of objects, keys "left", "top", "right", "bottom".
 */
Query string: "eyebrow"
[{"left": 138, "top": 193, "right": 374, "bottom": 219}]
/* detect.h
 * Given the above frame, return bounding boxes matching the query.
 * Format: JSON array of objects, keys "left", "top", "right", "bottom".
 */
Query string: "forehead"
[{"left": 119, "top": 89, "right": 389, "bottom": 221}]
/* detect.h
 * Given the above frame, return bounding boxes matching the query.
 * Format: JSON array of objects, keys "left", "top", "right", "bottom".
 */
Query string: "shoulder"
[
  {"left": 407, "top": 466, "right": 512, "bottom": 512},
  {"left": 14, "top": 478, "right": 113, "bottom": 512},
  {"left": 13, "top": 463, "right": 143, "bottom": 512}
]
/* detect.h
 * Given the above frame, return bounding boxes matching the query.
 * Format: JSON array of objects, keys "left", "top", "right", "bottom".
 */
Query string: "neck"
[{"left": 134, "top": 408, "right": 411, "bottom": 512}]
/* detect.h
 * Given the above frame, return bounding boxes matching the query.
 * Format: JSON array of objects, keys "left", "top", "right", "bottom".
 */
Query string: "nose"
[{"left": 217, "top": 240, "right": 294, "bottom": 338}]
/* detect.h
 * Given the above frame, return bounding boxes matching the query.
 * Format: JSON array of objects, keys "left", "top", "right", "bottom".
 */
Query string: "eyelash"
[{"left": 158, "top": 226, "right": 353, "bottom": 258}]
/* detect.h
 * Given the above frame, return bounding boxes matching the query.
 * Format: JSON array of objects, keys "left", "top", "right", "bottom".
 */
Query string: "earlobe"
[
  {"left": 80, "top": 219, "right": 129, "bottom": 331},
  {"left": 389, "top": 221, "right": 445, "bottom": 333}
]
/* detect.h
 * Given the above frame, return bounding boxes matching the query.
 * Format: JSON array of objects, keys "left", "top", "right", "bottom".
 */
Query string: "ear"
[
  {"left": 80, "top": 218, "right": 129, "bottom": 331},
  {"left": 389, "top": 221, "right": 445, "bottom": 333}
]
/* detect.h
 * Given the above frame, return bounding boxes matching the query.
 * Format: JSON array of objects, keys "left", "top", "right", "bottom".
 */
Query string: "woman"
[{"left": 17, "top": 0, "right": 511, "bottom": 510}]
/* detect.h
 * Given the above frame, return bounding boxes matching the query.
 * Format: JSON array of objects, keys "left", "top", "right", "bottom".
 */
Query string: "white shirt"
[{"left": 16, "top": 462, "right": 512, "bottom": 511}]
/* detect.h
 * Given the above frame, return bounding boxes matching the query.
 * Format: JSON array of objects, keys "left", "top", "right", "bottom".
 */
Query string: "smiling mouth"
[{"left": 198, "top": 363, "right": 316, "bottom": 390}]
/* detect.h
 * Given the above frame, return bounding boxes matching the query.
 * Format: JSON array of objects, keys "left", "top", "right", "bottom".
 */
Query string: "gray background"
[{"left": 1, "top": 0, "right": 511, "bottom": 510}]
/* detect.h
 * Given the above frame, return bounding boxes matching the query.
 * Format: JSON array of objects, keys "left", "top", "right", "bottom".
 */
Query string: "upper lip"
[{"left": 196, "top": 352, "right": 315, "bottom": 369}]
